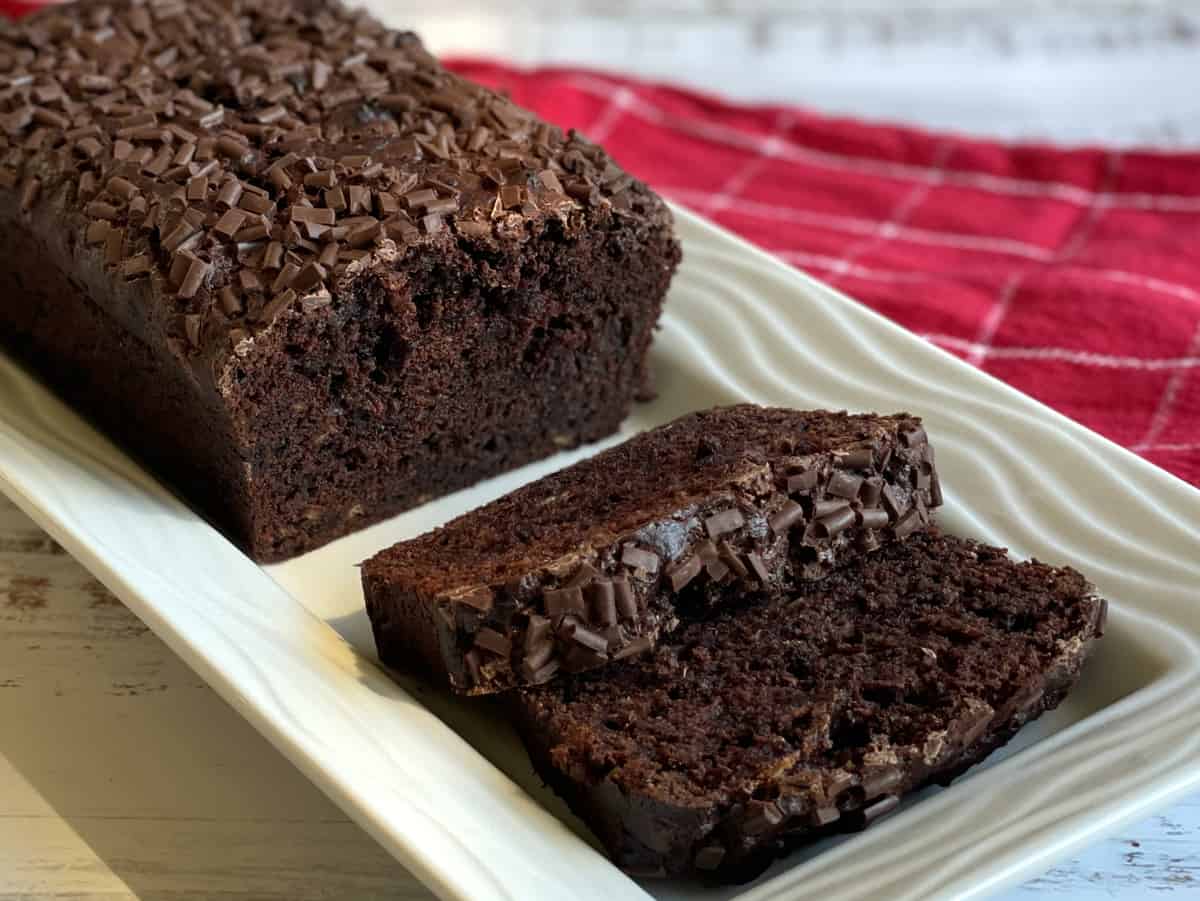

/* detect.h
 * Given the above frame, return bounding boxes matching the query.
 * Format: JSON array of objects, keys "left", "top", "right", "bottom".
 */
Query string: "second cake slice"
[{"left": 363, "top": 404, "right": 941, "bottom": 693}]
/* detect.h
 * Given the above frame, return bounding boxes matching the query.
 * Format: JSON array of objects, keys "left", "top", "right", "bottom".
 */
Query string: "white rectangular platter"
[{"left": 1, "top": 206, "right": 1199, "bottom": 901}]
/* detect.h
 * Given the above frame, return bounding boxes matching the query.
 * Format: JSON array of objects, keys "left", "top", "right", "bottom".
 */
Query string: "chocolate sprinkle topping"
[
  {"left": 704, "top": 507, "right": 745, "bottom": 538},
  {"left": 621, "top": 544, "right": 660, "bottom": 574},
  {"left": 0, "top": 0, "right": 668, "bottom": 357},
  {"left": 545, "top": 585, "right": 586, "bottom": 619},
  {"left": 665, "top": 554, "right": 703, "bottom": 592},
  {"left": 768, "top": 499, "right": 806, "bottom": 534}
]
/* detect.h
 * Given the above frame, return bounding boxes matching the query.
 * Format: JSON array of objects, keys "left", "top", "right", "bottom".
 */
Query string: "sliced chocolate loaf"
[
  {"left": 363, "top": 405, "right": 942, "bottom": 694},
  {"left": 0, "top": 0, "right": 678, "bottom": 561},
  {"left": 513, "top": 530, "right": 1107, "bottom": 880}
]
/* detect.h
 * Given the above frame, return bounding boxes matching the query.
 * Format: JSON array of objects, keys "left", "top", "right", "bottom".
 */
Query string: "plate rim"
[{"left": 0, "top": 202, "right": 1198, "bottom": 901}]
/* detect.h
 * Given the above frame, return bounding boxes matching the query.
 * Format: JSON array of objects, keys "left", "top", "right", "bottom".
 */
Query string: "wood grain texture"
[{"left": 3, "top": 2, "right": 1200, "bottom": 898}]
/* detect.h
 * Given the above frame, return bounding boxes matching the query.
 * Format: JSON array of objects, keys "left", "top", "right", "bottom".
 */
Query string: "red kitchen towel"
[{"left": 447, "top": 61, "right": 1200, "bottom": 489}]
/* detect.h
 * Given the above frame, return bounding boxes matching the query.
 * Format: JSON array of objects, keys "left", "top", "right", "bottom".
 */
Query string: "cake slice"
[
  {"left": 512, "top": 530, "right": 1107, "bottom": 880},
  {"left": 363, "top": 404, "right": 942, "bottom": 694}
]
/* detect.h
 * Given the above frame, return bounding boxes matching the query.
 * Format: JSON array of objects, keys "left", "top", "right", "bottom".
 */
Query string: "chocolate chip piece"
[
  {"left": 860, "top": 794, "right": 900, "bottom": 828},
  {"left": 612, "top": 577, "right": 637, "bottom": 620},
  {"left": 768, "top": 499, "right": 805, "bottom": 534},
  {"left": 545, "top": 585, "right": 586, "bottom": 619},
  {"left": 665, "top": 554, "right": 702, "bottom": 592},
  {"left": 121, "top": 254, "right": 152, "bottom": 278},
  {"left": 518, "top": 613, "right": 550, "bottom": 649},
  {"left": 859, "top": 476, "right": 883, "bottom": 508},
  {"left": 954, "top": 706, "right": 994, "bottom": 747},
  {"left": 1091, "top": 598, "right": 1109, "bottom": 636},
  {"left": 463, "top": 649, "right": 483, "bottom": 685},
  {"left": 810, "top": 805, "right": 841, "bottom": 827},
  {"left": 717, "top": 541, "right": 750, "bottom": 579},
  {"left": 587, "top": 580, "right": 617, "bottom": 626},
  {"left": 468, "top": 624, "right": 510, "bottom": 657},
  {"left": 612, "top": 633, "right": 653, "bottom": 661},
  {"left": 178, "top": 257, "right": 210, "bottom": 300},
  {"left": 928, "top": 468, "right": 944, "bottom": 507},
  {"left": 521, "top": 657, "right": 560, "bottom": 684},
  {"left": 447, "top": 586, "right": 493, "bottom": 612},
  {"left": 523, "top": 638, "right": 555, "bottom": 673},
  {"left": 892, "top": 509, "right": 921, "bottom": 539},
  {"left": 835, "top": 446, "right": 874, "bottom": 469},
  {"left": 693, "top": 846, "right": 725, "bottom": 871},
  {"left": 827, "top": 471, "right": 864, "bottom": 500},
  {"left": 569, "top": 622, "right": 611, "bottom": 654},
  {"left": 859, "top": 509, "right": 889, "bottom": 530},
  {"left": 900, "top": 426, "right": 928, "bottom": 448},
  {"left": 861, "top": 767, "right": 902, "bottom": 799},
  {"left": 810, "top": 506, "right": 856, "bottom": 539},
  {"left": 786, "top": 468, "right": 819, "bottom": 493},
  {"left": 743, "top": 801, "right": 784, "bottom": 835},
  {"left": 704, "top": 508, "right": 745, "bottom": 538},
  {"left": 620, "top": 544, "right": 660, "bottom": 574},
  {"left": 812, "top": 498, "right": 851, "bottom": 519}
]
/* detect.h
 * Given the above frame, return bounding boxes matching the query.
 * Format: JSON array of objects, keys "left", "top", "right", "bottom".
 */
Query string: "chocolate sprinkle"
[
  {"left": 693, "top": 846, "right": 726, "bottom": 871},
  {"left": 786, "top": 468, "right": 819, "bottom": 493},
  {"left": 665, "top": 554, "right": 702, "bottom": 592},
  {"left": 768, "top": 499, "right": 806, "bottom": 534},
  {"left": 613, "top": 577, "right": 637, "bottom": 620},
  {"left": 859, "top": 477, "right": 884, "bottom": 508},
  {"left": 893, "top": 509, "right": 921, "bottom": 539},
  {"left": 525, "top": 614, "right": 553, "bottom": 650},
  {"left": 612, "top": 634, "right": 653, "bottom": 661},
  {"left": 621, "top": 544, "right": 660, "bottom": 574},
  {"left": 474, "top": 627, "right": 511, "bottom": 658},
  {"left": 836, "top": 446, "right": 874, "bottom": 469},
  {"left": 859, "top": 508, "right": 890, "bottom": 530},
  {"left": 743, "top": 801, "right": 784, "bottom": 836},
  {"left": 812, "top": 498, "right": 851, "bottom": 519},
  {"left": 811, "top": 506, "right": 856, "bottom": 539},
  {"left": 745, "top": 552, "right": 770, "bottom": 586},
  {"left": 545, "top": 585, "right": 586, "bottom": 619},
  {"left": 464, "top": 649, "right": 483, "bottom": 685},
  {"left": 827, "top": 471, "right": 864, "bottom": 500},
  {"left": 704, "top": 508, "right": 745, "bottom": 538},
  {"left": 447, "top": 586, "right": 493, "bottom": 611},
  {"left": 568, "top": 621, "right": 610, "bottom": 654}
]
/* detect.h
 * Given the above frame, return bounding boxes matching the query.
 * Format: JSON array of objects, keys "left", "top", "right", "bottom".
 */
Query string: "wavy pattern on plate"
[{"left": 0, "top": 204, "right": 1198, "bottom": 901}]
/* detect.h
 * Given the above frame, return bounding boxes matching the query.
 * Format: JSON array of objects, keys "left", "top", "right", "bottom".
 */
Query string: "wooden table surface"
[{"left": 3, "top": 2, "right": 1200, "bottom": 899}]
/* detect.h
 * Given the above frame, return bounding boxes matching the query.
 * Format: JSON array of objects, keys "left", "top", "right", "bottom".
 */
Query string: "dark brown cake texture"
[
  {"left": 0, "top": 0, "right": 679, "bottom": 561},
  {"left": 513, "top": 530, "right": 1107, "bottom": 881},
  {"left": 363, "top": 404, "right": 943, "bottom": 695}
]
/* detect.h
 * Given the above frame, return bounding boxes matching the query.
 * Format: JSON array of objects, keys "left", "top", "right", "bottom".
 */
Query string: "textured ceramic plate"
[{"left": 1, "top": 205, "right": 1198, "bottom": 901}]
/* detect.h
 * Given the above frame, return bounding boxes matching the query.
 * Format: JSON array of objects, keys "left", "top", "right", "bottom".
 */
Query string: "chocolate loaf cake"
[
  {"left": 363, "top": 405, "right": 942, "bottom": 694},
  {"left": 513, "top": 530, "right": 1107, "bottom": 880},
  {"left": 0, "top": 0, "right": 678, "bottom": 561}
]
